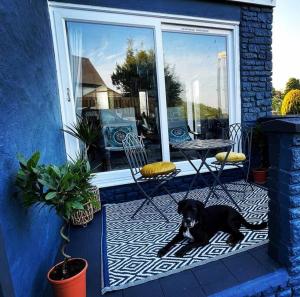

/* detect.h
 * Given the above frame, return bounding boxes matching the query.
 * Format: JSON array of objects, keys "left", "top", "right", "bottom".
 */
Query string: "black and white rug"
[{"left": 100, "top": 183, "right": 268, "bottom": 294}]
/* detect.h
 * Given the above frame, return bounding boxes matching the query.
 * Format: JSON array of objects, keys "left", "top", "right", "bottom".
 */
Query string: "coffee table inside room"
[{"left": 172, "top": 139, "right": 240, "bottom": 211}]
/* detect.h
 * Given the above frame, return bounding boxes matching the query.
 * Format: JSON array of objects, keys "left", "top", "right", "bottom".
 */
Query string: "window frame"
[{"left": 49, "top": 2, "right": 241, "bottom": 188}]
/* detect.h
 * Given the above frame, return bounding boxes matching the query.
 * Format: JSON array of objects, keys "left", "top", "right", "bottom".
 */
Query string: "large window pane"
[
  {"left": 66, "top": 22, "right": 161, "bottom": 172},
  {"left": 163, "top": 31, "right": 229, "bottom": 161}
]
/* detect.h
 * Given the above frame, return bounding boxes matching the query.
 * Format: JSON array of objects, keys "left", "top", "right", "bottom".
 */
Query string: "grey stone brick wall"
[
  {"left": 240, "top": 5, "right": 273, "bottom": 125},
  {"left": 261, "top": 118, "right": 300, "bottom": 297}
]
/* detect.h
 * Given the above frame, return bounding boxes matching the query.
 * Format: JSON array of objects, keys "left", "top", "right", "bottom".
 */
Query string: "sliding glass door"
[
  {"left": 162, "top": 27, "right": 229, "bottom": 161},
  {"left": 49, "top": 5, "right": 240, "bottom": 186},
  {"left": 66, "top": 22, "right": 161, "bottom": 172}
]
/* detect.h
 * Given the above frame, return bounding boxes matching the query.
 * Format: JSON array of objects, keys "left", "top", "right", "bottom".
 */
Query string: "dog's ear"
[
  {"left": 196, "top": 201, "right": 204, "bottom": 212},
  {"left": 177, "top": 200, "right": 187, "bottom": 215}
]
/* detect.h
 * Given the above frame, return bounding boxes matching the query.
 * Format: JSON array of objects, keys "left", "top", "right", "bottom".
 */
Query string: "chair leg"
[
  {"left": 132, "top": 182, "right": 170, "bottom": 222},
  {"left": 162, "top": 186, "right": 178, "bottom": 204}
]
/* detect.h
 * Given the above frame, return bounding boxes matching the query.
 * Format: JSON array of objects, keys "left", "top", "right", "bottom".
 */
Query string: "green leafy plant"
[
  {"left": 283, "top": 77, "right": 300, "bottom": 97},
  {"left": 16, "top": 152, "right": 96, "bottom": 278},
  {"left": 62, "top": 115, "right": 100, "bottom": 159},
  {"left": 281, "top": 89, "right": 300, "bottom": 115}
]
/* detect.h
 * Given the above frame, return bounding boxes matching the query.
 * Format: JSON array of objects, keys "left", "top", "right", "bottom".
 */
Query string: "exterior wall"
[
  {"left": 49, "top": 0, "right": 241, "bottom": 21},
  {"left": 240, "top": 5, "right": 273, "bottom": 125},
  {"left": 0, "top": 1, "right": 66, "bottom": 297},
  {"left": 259, "top": 118, "right": 300, "bottom": 297}
]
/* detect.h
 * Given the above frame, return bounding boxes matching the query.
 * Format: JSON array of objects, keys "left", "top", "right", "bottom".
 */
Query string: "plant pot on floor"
[
  {"left": 253, "top": 168, "right": 267, "bottom": 184},
  {"left": 48, "top": 258, "right": 88, "bottom": 297}
]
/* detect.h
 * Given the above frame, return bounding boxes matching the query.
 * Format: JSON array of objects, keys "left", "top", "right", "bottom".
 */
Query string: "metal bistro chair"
[
  {"left": 212, "top": 123, "right": 254, "bottom": 199},
  {"left": 122, "top": 133, "right": 181, "bottom": 222}
]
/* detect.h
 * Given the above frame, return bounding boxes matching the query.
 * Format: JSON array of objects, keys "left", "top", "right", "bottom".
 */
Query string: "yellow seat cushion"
[
  {"left": 140, "top": 162, "right": 176, "bottom": 177},
  {"left": 215, "top": 152, "right": 246, "bottom": 163}
]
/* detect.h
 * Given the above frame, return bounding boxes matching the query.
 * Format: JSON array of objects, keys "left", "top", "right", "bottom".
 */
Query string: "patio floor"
[{"left": 44, "top": 188, "right": 281, "bottom": 297}]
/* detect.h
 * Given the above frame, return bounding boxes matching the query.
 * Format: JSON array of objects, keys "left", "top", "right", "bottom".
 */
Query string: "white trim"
[
  {"left": 154, "top": 24, "right": 171, "bottom": 162},
  {"left": 92, "top": 159, "right": 237, "bottom": 188},
  {"left": 234, "top": 25, "right": 242, "bottom": 124},
  {"left": 227, "top": 0, "right": 276, "bottom": 7},
  {"left": 49, "top": 4, "right": 241, "bottom": 188}
]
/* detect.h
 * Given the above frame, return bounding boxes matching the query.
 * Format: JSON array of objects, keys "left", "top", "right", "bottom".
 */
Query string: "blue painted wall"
[
  {"left": 50, "top": 0, "right": 241, "bottom": 21},
  {"left": 0, "top": 1, "right": 66, "bottom": 297}
]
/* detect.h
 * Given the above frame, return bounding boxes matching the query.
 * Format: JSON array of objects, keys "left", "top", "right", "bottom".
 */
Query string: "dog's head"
[{"left": 177, "top": 199, "right": 204, "bottom": 228}]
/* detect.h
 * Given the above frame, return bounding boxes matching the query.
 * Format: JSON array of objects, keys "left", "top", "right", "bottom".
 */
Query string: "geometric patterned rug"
[{"left": 100, "top": 182, "right": 268, "bottom": 294}]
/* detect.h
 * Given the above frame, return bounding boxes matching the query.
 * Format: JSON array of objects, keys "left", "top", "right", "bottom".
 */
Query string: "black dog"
[{"left": 158, "top": 199, "right": 267, "bottom": 258}]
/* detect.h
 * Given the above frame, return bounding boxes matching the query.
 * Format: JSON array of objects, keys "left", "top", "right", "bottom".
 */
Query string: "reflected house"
[
  {"left": 80, "top": 57, "right": 153, "bottom": 122},
  {"left": 79, "top": 57, "right": 122, "bottom": 113}
]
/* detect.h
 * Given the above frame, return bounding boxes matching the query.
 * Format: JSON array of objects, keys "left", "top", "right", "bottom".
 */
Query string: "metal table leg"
[
  {"left": 179, "top": 149, "right": 221, "bottom": 201},
  {"left": 203, "top": 147, "right": 241, "bottom": 211}
]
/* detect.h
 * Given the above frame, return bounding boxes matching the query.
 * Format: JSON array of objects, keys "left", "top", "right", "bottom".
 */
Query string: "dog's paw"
[
  {"left": 157, "top": 248, "right": 167, "bottom": 258},
  {"left": 226, "top": 238, "right": 237, "bottom": 247}
]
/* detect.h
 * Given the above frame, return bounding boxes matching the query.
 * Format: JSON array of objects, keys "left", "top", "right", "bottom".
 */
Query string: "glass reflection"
[
  {"left": 163, "top": 31, "right": 229, "bottom": 161},
  {"left": 66, "top": 22, "right": 161, "bottom": 172}
]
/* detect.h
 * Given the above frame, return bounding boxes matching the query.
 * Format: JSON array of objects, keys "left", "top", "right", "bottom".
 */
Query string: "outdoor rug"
[{"left": 100, "top": 182, "right": 268, "bottom": 294}]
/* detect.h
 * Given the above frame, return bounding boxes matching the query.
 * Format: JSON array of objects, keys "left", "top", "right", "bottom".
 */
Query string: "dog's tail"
[{"left": 241, "top": 217, "right": 267, "bottom": 230}]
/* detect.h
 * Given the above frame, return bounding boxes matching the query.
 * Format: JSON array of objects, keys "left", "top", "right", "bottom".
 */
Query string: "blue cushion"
[
  {"left": 105, "top": 126, "right": 134, "bottom": 148},
  {"left": 169, "top": 126, "right": 192, "bottom": 144}
]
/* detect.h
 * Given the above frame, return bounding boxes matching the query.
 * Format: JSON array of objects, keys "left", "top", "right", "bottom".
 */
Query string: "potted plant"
[
  {"left": 252, "top": 123, "right": 269, "bottom": 184},
  {"left": 63, "top": 115, "right": 101, "bottom": 214},
  {"left": 62, "top": 114, "right": 100, "bottom": 161},
  {"left": 15, "top": 152, "right": 98, "bottom": 297}
]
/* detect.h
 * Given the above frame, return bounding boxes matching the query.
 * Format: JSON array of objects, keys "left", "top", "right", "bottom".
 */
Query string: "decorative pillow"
[
  {"left": 105, "top": 126, "right": 134, "bottom": 148},
  {"left": 140, "top": 161, "right": 176, "bottom": 177},
  {"left": 215, "top": 152, "right": 246, "bottom": 163},
  {"left": 169, "top": 126, "right": 192, "bottom": 144}
]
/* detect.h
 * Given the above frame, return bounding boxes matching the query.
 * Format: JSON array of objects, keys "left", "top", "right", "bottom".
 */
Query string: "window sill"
[{"left": 91, "top": 160, "right": 237, "bottom": 188}]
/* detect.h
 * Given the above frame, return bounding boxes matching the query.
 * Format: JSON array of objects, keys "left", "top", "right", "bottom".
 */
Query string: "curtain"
[{"left": 68, "top": 25, "right": 83, "bottom": 115}]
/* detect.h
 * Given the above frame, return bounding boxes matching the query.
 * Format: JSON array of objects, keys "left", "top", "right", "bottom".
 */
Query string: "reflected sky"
[
  {"left": 67, "top": 22, "right": 228, "bottom": 110},
  {"left": 163, "top": 32, "right": 227, "bottom": 109},
  {"left": 67, "top": 22, "right": 155, "bottom": 92}
]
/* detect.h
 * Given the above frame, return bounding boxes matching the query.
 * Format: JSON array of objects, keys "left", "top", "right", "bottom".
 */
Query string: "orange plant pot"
[
  {"left": 47, "top": 258, "right": 88, "bottom": 297},
  {"left": 253, "top": 169, "right": 267, "bottom": 184}
]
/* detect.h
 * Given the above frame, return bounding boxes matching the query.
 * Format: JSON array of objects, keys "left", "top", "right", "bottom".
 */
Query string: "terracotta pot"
[
  {"left": 47, "top": 258, "right": 88, "bottom": 297},
  {"left": 253, "top": 168, "right": 267, "bottom": 184}
]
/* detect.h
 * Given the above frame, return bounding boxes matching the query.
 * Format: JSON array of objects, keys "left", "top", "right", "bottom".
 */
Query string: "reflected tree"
[{"left": 111, "top": 39, "right": 183, "bottom": 106}]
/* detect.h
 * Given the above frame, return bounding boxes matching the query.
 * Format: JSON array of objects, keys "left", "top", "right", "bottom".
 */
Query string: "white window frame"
[{"left": 49, "top": 2, "right": 241, "bottom": 188}]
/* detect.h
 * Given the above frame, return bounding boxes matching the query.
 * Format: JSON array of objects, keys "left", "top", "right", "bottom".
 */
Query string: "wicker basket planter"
[
  {"left": 71, "top": 202, "right": 94, "bottom": 226},
  {"left": 90, "top": 186, "right": 101, "bottom": 213}
]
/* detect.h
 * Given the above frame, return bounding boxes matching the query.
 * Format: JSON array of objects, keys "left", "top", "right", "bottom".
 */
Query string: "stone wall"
[
  {"left": 260, "top": 118, "right": 300, "bottom": 297},
  {"left": 240, "top": 5, "right": 273, "bottom": 125}
]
